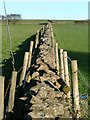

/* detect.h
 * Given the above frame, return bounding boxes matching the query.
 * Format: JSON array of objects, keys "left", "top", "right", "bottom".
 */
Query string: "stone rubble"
[{"left": 22, "top": 22, "right": 72, "bottom": 119}]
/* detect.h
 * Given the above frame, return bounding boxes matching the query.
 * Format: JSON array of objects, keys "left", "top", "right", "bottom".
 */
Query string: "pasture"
[
  {"left": 53, "top": 23, "right": 88, "bottom": 94},
  {"left": 2, "top": 20, "right": 88, "bottom": 94}
]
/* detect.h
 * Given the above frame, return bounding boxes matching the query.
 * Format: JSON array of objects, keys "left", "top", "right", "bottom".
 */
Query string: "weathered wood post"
[
  {"left": 0, "top": 76, "right": 5, "bottom": 120},
  {"left": 27, "top": 41, "right": 34, "bottom": 68},
  {"left": 55, "top": 43, "right": 60, "bottom": 75},
  {"left": 40, "top": 25, "right": 45, "bottom": 36},
  {"left": 8, "top": 71, "right": 17, "bottom": 112},
  {"left": 51, "top": 26, "right": 55, "bottom": 48},
  {"left": 35, "top": 30, "right": 39, "bottom": 48},
  {"left": 60, "top": 49, "right": 64, "bottom": 79},
  {"left": 42, "top": 25, "right": 44, "bottom": 33},
  {"left": 63, "top": 51, "right": 70, "bottom": 99},
  {"left": 50, "top": 25, "right": 56, "bottom": 68},
  {"left": 71, "top": 60, "right": 80, "bottom": 118},
  {"left": 20, "top": 52, "right": 29, "bottom": 86}
]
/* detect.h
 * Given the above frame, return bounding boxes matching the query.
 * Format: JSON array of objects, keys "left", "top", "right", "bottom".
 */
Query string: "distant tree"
[
  {"left": 0, "top": 15, "right": 5, "bottom": 20},
  {"left": 6, "top": 14, "right": 22, "bottom": 24}
]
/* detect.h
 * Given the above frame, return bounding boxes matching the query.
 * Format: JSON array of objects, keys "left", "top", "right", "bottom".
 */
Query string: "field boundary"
[{"left": 0, "top": 21, "right": 88, "bottom": 119}]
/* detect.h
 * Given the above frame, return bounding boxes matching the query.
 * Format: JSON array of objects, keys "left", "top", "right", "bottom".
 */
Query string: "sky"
[{"left": 0, "top": 0, "right": 89, "bottom": 20}]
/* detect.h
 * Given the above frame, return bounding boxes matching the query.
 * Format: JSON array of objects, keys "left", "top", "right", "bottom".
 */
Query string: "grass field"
[
  {"left": 2, "top": 23, "right": 43, "bottom": 85},
  {"left": 2, "top": 24, "right": 42, "bottom": 61},
  {"left": 1, "top": 20, "right": 88, "bottom": 95},
  {"left": 53, "top": 23, "right": 88, "bottom": 94}
]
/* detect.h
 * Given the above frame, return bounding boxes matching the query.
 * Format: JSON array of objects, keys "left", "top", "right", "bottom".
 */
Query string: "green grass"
[
  {"left": 2, "top": 23, "right": 42, "bottom": 87},
  {"left": 1, "top": 20, "right": 89, "bottom": 118},
  {"left": 53, "top": 23, "right": 88, "bottom": 94},
  {"left": 2, "top": 20, "right": 88, "bottom": 95},
  {"left": 53, "top": 24, "right": 88, "bottom": 53},
  {"left": 2, "top": 24, "right": 42, "bottom": 61}
]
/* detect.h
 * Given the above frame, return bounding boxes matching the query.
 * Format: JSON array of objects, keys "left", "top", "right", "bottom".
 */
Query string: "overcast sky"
[{"left": 0, "top": 0, "right": 89, "bottom": 20}]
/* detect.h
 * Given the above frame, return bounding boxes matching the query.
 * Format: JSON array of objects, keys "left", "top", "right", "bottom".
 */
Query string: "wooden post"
[
  {"left": 35, "top": 30, "right": 39, "bottom": 48},
  {"left": 42, "top": 25, "right": 44, "bottom": 33},
  {"left": 40, "top": 29, "right": 43, "bottom": 37},
  {"left": 55, "top": 43, "right": 59, "bottom": 75},
  {"left": 0, "top": 76, "right": 4, "bottom": 120},
  {"left": 50, "top": 27, "right": 55, "bottom": 61},
  {"left": 8, "top": 71, "right": 17, "bottom": 112},
  {"left": 27, "top": 41, "right": 34, "bottom": 68},
  {"left": 51, "top": 28, "right": 55, "bottom": 48},
  {"left": 63, "top": 51, "right": 70, "bottom": 99},
  {"left": 51, "top": 36, "right": 54, "bottom": 46},
  {"left": 20, "top": 52, "right": 29, "bottom": 86},
  {"left": 40, "top": 25, "right": 45, "bottom": 36},
  {"left": 71, "top": 60, "right": 80, "bottom": 117},
  {"left": 60, "top": 49, "right": 64, "bottom": 79}
]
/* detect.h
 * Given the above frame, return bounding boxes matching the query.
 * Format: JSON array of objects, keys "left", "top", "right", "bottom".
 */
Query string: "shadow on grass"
[
  {"left": 2, "top": 34, "right": 36, "bottom": 90},
  {"left": 67, "top": 50, "right": 89, "bottom": 94},
  {"left": 67, "top": 50, "right": 89, "bottom": 73}
]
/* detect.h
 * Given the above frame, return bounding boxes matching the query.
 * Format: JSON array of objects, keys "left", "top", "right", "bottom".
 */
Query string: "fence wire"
[{"left": 67, "top": 55, "right": 88, "bottom": 96}]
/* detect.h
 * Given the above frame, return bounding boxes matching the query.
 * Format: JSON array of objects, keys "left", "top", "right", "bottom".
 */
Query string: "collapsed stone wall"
[{"left": 16, "top": 22, "right": 72, "bottom": 119}]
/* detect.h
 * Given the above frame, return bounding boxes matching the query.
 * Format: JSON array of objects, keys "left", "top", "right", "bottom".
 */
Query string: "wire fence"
[{"left": 67, "top": 55, "right": 88, "bottom": 96}]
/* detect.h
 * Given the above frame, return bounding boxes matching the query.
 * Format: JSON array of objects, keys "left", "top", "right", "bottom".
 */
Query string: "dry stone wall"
[{"left": 21, "top": 22, "right": 72, "bottom": 119}]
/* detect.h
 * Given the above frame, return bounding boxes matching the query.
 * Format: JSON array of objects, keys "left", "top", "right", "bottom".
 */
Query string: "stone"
[
  {"left": 30, "top": 86, "right": 40, "bottom": 93},
  {"left": 30, "top": 96, "right": 42, "bottom": 104},
  {"left": 28, "top": 112, "right": 39, "bottom": 118},
  {"left": 37, "top": 63, "right": 49, "bottom": 73},
  {"left": 22, "top": 23, "right": 71, "bottom": 119},
  {"left": 19, "top": 97, "right": 27, "bottom": 101},
  {"left": 32, "top": 72, "right": 39, "bottom": 79},
  {"left": 48, "top": 90, "right": 57, "bottom": 101},
  {"left": 39, "top": 76, "right": 50, "bottom": 82},
  {"left": 27, "top": 75, "right": 31, "bottom": 83},
  {"left": 37, "top": 89, "right": 48, "bottom": 100},
  {"left": 36, "top": 58, "right": 42, "bottom": 64},
  {"left": 62, "top": 85, "right": 70, "bottom": 94}
]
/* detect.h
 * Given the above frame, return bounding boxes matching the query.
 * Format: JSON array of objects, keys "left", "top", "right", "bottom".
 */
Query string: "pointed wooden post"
[
  {"left": 63, "top": 51, "right": 70, "bottom": 99},
  {"left": 42, "top": 25, "right": 44, "bottom": 33},
  {"left": 60, "top": 49, "right": 64, "bottom": 79},
  {"left": 20, "top": 52, "right": 29, "bottom": 86},
  {"left": 71, "top": 60, "right": 80, "bottom": 118},
  {"left": 0, "top": 76, "right": 5, "bottom": 120},
  {"left": 55, "top": 43, "right": 59, "bottom": 75},
  {"left": 35, "top": 30, "right": 39, "bottom": 48},
  {"left": 8, "top": 71, "right": 17, "bottom": 112},
  {"left": 40, "top": 25, "right": 44, "bottom": 36},
  {"left": 27, "top": 41, "right": 34, "bottom": 68},
  {"left": 51, "top": 27, "right": 55, "bottom": 48}
]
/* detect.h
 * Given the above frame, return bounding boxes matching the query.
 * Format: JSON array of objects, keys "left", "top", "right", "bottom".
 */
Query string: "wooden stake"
[
  {"left": 50, "top": 27, "right": 55, "bottom": 63},
  {"left": 20, "top": 52, "right": 29, "bottom": 86},
  {"left": 0, "top": 76, "right": 4, "bottom": 120},
  {"left": 60, "top": 49, "right": 64, "bottom": 79},
  {"left": 40, "top": 25, "right": 45, "bottom": 36},
  {"left": 42, "top": 25, "right": 44, "bottom": 33},
  {"left": 8, "top": 71, "right": 17, "bottom": 112},
  {"left": 35, "top": 30, "right": 39, "bottom": 48},
  {"left": 27, "top": 41, "right": 34, "bottom": 68},
  {"left": 63, "top": 51, "right": 70, "bottom": 99},
  {"left": 55, "top": 43, "right": 59, "bottom": 75},
  {"left": 40, "top": 29, "right": 43, "bottom": 37},
  {"left": 71, "top": 60, "right": 80, "bottom": 117},
  {"left": 51, "top": 28, "right": 55, "bottom": 48}
]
